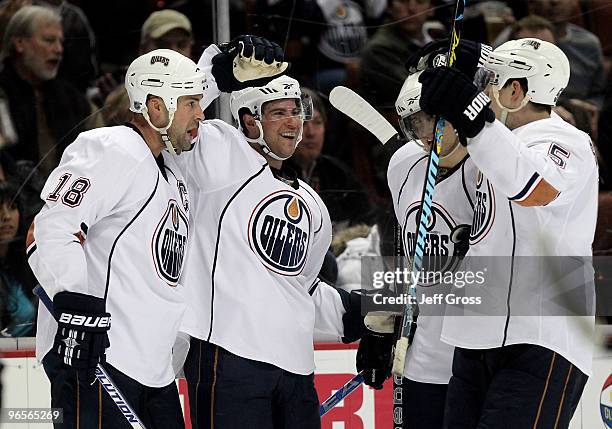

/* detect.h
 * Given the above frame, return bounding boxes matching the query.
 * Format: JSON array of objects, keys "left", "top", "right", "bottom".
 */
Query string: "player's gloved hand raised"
[
  {"left": 53, "top": 291, "right": 111, "bottom": 384},
  {"left": 356, "top": 312, "right": 396, "bottom": 390},
  {"left": 212, "top": 35, "right": 290, "bottom": 92},
  {"left": 405, "top": 38, "right": 492, "bottom": 79},
  {"left": 419, "top": 67, "right": 495, "bottom": 145}
]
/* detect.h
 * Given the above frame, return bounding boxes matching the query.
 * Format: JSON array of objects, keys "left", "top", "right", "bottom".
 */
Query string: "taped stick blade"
[{"left": 329, "top": 86, "right": 398, "bottom": 145}]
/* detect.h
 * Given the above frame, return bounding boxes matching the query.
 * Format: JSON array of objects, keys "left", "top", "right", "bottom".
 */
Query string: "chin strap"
[
  {"left": 142, "top": 107, "right": 177, "bottom": 155},
  {"left": 491, "top": 87, "right": 531, "bottom": 126},
  {"left": 244, "top": 120, "right": 303, "bottom": 161}
]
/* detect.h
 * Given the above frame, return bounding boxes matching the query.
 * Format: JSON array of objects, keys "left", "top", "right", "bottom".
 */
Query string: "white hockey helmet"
[
  {"left": 125, "top": 49, "right": 207, "bottom": 154},
  {"left": 395, "top": 71, "right": 431, "bottom": 145},
  {"left": 484, "top": 38, "right": 570, "bottom": 106},
  {"left": 395, "top": 70, "right": 422, "bottom": 118},
  {"left": 229, "top": 75, "right": 313, "bottom": 161}
]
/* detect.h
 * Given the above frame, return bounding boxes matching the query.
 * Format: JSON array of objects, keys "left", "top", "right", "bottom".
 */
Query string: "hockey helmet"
[
  {"left": 125, "top": 49, "right": 207, "bottom": 154},
  {"left": 484, "top": 38, "right": 569, "bottom": 106},
  {"left": 395, "top": 71, "right": 434, "bottom": 145},
  {"left": 229, "top": 75, "right": 313, "bottom": 161}
]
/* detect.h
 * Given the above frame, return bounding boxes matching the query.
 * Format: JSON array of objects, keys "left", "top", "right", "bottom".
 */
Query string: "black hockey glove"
[
  {"left": 450, "top": 224, "right": 471, "bottom": 259},
  {"left": 337, "top": 289, "right": 365, "bottom": 343},
  {"left": 211, "top": 35, "right": 290, "bottom": 92},
  {"left": 419, "top": 67, "right": 495, "bottom": 145},
  {"left": 53, "top": 291, "right": 111, "bottom": 384},
  {"left": 405, "top": 38, "right": 492, "bottom": 79},
  {"left": 356, "top": 312, "right": 396, "bottom": 390}
]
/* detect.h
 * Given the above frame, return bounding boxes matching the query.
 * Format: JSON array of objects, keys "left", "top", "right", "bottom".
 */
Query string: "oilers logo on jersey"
[
  {"left": 248, "top": 190, "right": 312, "bottom": 276},
  {"left": 403, "top": 201, "right": 462, "bottom": 285},
  {"left": 153, "top": 199, "right": 189, "bottom": 286},
  {"left": 470, "top": 170, "right": 496, "bottom": 245}
]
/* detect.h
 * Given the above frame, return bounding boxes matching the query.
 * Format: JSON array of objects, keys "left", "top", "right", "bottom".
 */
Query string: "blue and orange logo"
[{"left": 248, "top": 191, "right": 312, "bottom": 276}]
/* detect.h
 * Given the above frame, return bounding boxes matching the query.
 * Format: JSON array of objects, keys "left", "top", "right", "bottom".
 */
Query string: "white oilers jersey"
[
  {"left": 176, "top": 119, "right": 336, "bottom": 375},
  {"left": 29, "top": 125, "right": 189, "bottom": 387},
  {"left": 387, "top": 143, "right": 477, "bottom": 384},
  {"left": 441, "top": 114, "right": 598, "bottom": 375}
]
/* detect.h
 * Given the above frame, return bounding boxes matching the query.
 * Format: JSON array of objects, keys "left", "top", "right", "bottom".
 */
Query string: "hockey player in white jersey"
[
  {"left": 173, "top": 46, "right": 362, "bottom": 429},
  {"left": 356, "top": 70, "right": 476, "bottom": 429},
  {"left": 418, "top": 38, "right": 597, "bottom": 428},
  {"left": 26, "top": 49, "right": 205, "bottom": 428}
]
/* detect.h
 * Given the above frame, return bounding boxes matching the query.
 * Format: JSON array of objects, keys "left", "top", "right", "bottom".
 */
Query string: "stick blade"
[{"left": 329, "top": 86, "right": 398, "bottom": 145}]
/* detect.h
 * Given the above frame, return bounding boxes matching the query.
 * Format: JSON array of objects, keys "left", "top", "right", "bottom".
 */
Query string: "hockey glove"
[
  {"left": 419, "top": 67, "right": 495, "bottom": 144},
  {"left": 356, "top": 312, "right": 396, "bottom": 390},
  {"left": 450, "top": 224, "right": 471, "bottom": 259},
  {"left": 53, "top": 291, "right": 111, "bottom": 384},
  {"left": 211, "top": 35, "right": 290, "bottom": 92},
  {"left": 337, "top": 288, "right": 366, "bottom": 343},
  {"left": 405, "top": 38, "right": 492, "bottom": 79}
]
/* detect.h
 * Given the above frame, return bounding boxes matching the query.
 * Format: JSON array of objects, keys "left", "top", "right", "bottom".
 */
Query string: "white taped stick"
[
  {"left": 392, "top": 337, "right": 409, "bottom": 376},
  {"left": 329, "top": 86, "right": 398, "bottom": 145}
]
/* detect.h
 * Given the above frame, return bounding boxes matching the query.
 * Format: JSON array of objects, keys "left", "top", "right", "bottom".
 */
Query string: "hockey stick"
[
  {"left": 391, "top": 0, "right": 467, "bottom": 377},
  {"left": 319, "top": 372, "right": 364, "bottom": 416},
  {"left": 329, "top": 87, "right": 399, "bottom": 145},
  {"left": 33, "top": 285, "right": 147, "bottom": 429}
]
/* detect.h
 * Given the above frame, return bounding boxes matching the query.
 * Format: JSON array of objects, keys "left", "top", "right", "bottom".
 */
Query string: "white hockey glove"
[{"left": 211, "top": 35, "right": 290, "bottom": 92}]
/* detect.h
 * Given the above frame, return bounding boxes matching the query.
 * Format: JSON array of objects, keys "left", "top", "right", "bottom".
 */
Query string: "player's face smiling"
[
  {"left": 168, "top": 95, "right": 204, "bottom": 154},
  {"left": 412, "top": 111, "right": 458, "bottom": 156},
  {"left": 261, "top": 99, "right": 303, "bottom": 159}
]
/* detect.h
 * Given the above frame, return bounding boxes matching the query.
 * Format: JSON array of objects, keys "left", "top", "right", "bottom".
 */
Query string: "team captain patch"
[
  {"left": 152, "top": 200, "right": 189, "bottom": 285},
  {"left": 248, "top": 190, "right": 312, "bottom": 276}
]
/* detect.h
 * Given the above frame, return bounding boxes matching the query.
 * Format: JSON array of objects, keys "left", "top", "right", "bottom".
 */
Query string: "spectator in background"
[
  {"left": 140, "top": 9, "right": 193, "bottom": 58},
  {"left": 95, "top": 9, "right": 194, "bottom": 119},
  {"left": 509, "top": 14, "right": 556, "bottom": 43},
  {"left": 309, "top": 0, "right": 387, "bottom": 94},
  {"left": 0, "top": 0, "right": 98, "bottom": 93},
  {"left": 0, "top": 5, "right": 91, "bottom": 177},
  {"left": 359, "top": 0, "right": 433, "bottom": 111},
  {"left": 0, "top": 180, "right": 35, "bottom": 338},
  {"left": 250, "top": 0, "right": 386, "bottom": 94},
  {"left": 507, "top": 14, "right": 599, "bottom": 140},
  {"left": 0, "top": 150, "right": 43, "bottom": 227},
  {"left": 495, "top": 0, "right": 606, "bottom": 110},
  {"left": 355, "top": 0, "right": 433, "bottom": 206},
  {"left": 286, "top": 88, "right": 374, "bottom": 229}
]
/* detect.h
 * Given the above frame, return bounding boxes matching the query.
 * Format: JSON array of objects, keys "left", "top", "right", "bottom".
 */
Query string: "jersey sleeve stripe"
[
  {"left": 508, "top": 172, "right": 542, "bottom": 202},
  {"left": 26, "top": 243, "right": 37, "bottom": 258},
  {"left": 308, "top": 278, "right": 321, "bottom": 296}
]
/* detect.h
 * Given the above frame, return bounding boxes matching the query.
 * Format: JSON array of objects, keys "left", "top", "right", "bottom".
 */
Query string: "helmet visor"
[
  {"left": 260, "top": 94, "right": 314, "bottom": 122},
  {"left": 399, "top": 111, "right": 435, "bottom": 143}
]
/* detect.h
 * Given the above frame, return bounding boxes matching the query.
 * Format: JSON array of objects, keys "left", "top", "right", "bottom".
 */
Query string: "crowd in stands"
[{"left": 0, "top": 0, "right": 610, "bottom": 338}]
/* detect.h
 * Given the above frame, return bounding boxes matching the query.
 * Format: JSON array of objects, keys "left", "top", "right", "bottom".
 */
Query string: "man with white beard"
[{"left": 0, "top": 5, "right": 92, "bottom": 176}]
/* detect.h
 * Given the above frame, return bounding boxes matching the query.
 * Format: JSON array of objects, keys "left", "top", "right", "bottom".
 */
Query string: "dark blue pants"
[
  {"left": 184, "top": 338, "right": 320, "bottom": 429},
  {"left": 444, "top": 344, "right": 587, "bottom": 429},
  {"left": 43, "top": 352, "right": 184, "bottom": 429},
  {"left": 402, "top": 378, "right": 448, "bottom": 429}
]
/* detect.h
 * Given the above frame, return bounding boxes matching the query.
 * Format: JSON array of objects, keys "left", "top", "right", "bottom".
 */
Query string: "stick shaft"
[{"left": 33, "top": 285, "right": 147, "bottom": 429}]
